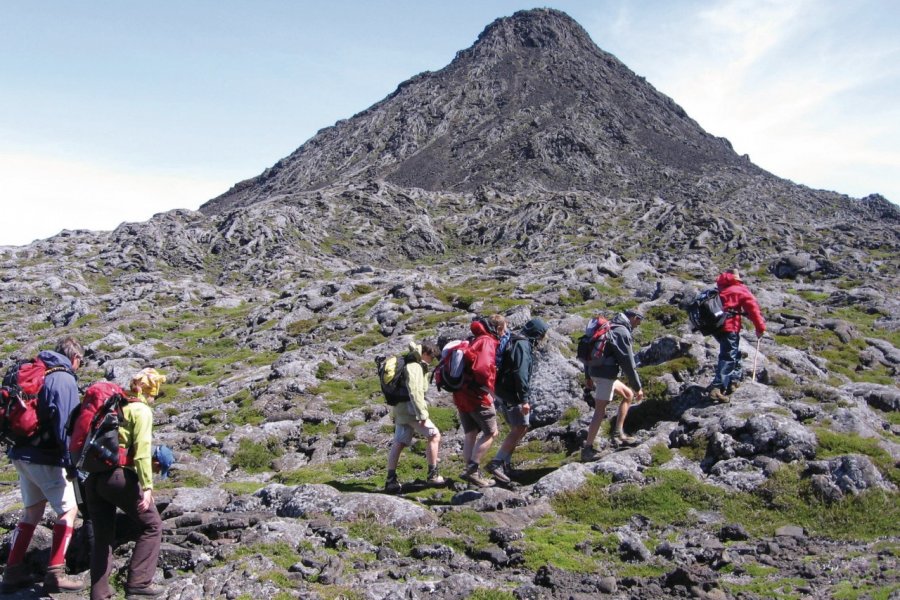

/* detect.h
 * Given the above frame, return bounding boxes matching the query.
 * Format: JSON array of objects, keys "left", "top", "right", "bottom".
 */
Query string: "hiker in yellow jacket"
[
  {"left": 384, "top": 341, "right": 442, "bottom": 493},
  {"left": 85, "top": 368, "right": 167, "bottom": 600}
]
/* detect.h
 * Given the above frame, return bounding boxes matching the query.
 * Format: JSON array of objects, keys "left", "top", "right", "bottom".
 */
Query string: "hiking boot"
[
  {"left": 1, "top": 563, "right": 34, "bottom": 593},
  {"left": 384, "top": 478, "right": 402, "bottom": 494},
  {"left": 611, "top": 431, "right": 637, "bottom": 447},
  {"left": 503, "top": 462, "right": 523, "bottom": 481},
  {"left": 460, "top": 469, "right": 492, "bottom": 487},
  {"left": 486, "top": 460, "right": 511, "bottom": 484},
  {"left": 580, "top": 446, "right": 603, "bottom": 462},
  {"left": 426, "top": 470, "right": 446, "bottom": 486},
  {"left": 43, "top": 564, "right": 85, "bottom": 593},
  {"left": 125, "top": 583, "right": 165, "bottom": 598},
  {"left": 709, "top": 388, "right": 729, "bottom": 403},
  {"left": 727, "top": 381, "right": 740, "bottom": 395}
]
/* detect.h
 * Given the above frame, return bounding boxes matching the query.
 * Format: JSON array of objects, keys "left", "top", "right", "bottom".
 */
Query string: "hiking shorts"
[
  {"left": 494, "top": 394, "right": 530, "bottom": 428},
  {"left": 394, "top": 418, "right": 440, "bottom": 446},
  {"left": 458, "top": 405, "right": 499, "bottom": 436},
  {"left": 590, "top": 377, "right": 616, "bottom": 406},
  {"left": 12, "top": 459, "right": 77, "bottom": 515}
]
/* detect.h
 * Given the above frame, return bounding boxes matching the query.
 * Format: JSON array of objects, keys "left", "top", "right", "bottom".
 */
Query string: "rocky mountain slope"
[{"left": 1, "top": 8, "right": 898, "bottom": 600}]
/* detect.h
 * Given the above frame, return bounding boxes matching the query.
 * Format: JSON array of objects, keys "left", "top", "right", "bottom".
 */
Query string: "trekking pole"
[{"left": 751, "top": 336, "right": 762, "bottom": 382}]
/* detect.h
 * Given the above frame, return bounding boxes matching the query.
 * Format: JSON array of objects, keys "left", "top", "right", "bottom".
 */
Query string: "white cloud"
[{"left": 0, "top": 152, "right": 226, "bottom": 246}]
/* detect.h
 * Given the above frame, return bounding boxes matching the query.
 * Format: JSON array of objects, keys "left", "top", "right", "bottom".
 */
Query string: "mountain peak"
[{"left": 201, "top": 9, "right": 750, "bottom": 215}]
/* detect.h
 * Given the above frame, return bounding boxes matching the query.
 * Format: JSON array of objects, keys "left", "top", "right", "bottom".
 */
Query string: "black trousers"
[{"left": 85, "top": 468, "right": 162, "bottom": 600}]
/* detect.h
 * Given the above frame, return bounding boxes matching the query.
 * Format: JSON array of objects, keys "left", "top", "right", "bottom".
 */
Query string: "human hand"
[
  {"left": 636, "top": 389, "right": 645, "bottom": 402},
  {"left": 521, "top": 403, "right": 530, "bottom": 415},
  {"left": 138, "top": 489, "right": 153, "bottom": 513},
  {"left": 756, "top": 329, "right": 765, "bottom": 339}
]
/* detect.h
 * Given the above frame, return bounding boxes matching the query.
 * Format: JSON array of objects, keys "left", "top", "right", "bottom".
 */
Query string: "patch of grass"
[
  {"left": 312, "top": 377, "right": 381, "bottom": 414},
  {"left": 231, "top": 437, "right": 283, "bottom": 473},
  {"left": 649, "top": 443, "right": 674, "bottom": 466},
  {"left": 831, "top": 581, "right": 900, "bottom": 600},
  {"left": 227, "top": 541, "right": 301, "bottom": 570},
  {"left": 815, "top": 428, "right": 900, "bottom": 486},
  {"left": 467, "top": 590, "right": 516, "bottom": 600},
  {"left": 558, "top": 406, "right": 581, "bottom": 427},
  {"left": 428, "top": 405, "right": 458, "bottom": 432},
  {"left": 222, "top": 481, "right": 266, "bottom": 495},
  {"left": 316, "top": 361, "right": 336, "bottom": 379},
  {"left": 721, "top": 575, "right": 808, "bottom": 599},
  {"left": 721, "top": 463, "right": 900, "bottom": 539},
  {"left": 167, "top": 470, "right": 212, "bottom": 488},
  {"left": 554, "top": 469, "right": 725, "bottom": 529},
  {"left": 345, "top": 329, "right": 387, "bottom": 353},
  {"left": 286, "top": 318, "right": 320, "bottom": 336},
  {"left": 522, "top": 516, "right": 603, "bottom": 572}
]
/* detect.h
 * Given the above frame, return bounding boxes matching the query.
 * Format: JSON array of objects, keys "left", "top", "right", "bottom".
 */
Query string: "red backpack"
[
  {"left": 67, "top": 381, "right": 134, "bottom": 473},
  {"left": 0, "top": 358, "right": 71, "bottom": 446},
  {"left": 576, "top": 316, "right": 613, "bottom": 366},
  {"left": 433, "top": 339, "right": 470, "bottom": 392}
]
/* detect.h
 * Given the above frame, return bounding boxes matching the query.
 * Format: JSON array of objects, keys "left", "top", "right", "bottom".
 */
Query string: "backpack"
[
  {"left": 434, "top": 339, "right": 470, "bottom": 392},
  {"left": 67, "top": 381, "right": 132, "bottom": 474},
  {"left": 495, "top": 333, "right": 529, "bottom": 402},
  {"left": 0, "top": 358, "right": 71, "bottom": 446},
  {"left": 687, "top": 289, "right": 728, "bottom": 335},
  {"left": 576, "top": 316, "right": 613, "bottom": 366},
  {"left": 375, "top": 354, "right": 412, "bottom": 406}
]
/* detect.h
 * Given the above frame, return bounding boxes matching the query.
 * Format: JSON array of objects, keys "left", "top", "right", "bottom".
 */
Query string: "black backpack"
[
  {"left": 496, "top": 334, "right": 529, "bottom": 403},
  {"left": 375, "top": 353, "right": 413, "bottom": 405},
  {"left": 687, "top": 289, "right": 728, "bottom": 335}
]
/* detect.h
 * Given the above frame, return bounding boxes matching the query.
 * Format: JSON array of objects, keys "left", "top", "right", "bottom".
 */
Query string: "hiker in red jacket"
[
  {"left": 709, "top": 269, "right": 766, "bottom": 402},
  {"left": 453, "top": 314, "right": 506, "bottom": 487}
]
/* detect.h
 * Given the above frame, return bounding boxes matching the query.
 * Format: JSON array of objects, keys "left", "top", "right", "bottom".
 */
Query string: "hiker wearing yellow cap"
[{"left": 84, "top": 368, "right": 166, "bottom": 599}]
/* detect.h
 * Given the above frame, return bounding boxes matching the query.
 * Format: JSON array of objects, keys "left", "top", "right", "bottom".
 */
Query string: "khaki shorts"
[
  {"left": 590, "top": 377, "right": 617, "bottom": 404},
  {"left": 494, "top": 394, "right": 530, "bottom": 428},
  {"left": 458, "top": 405, "right": 499, "bottom": 436},
  {"left": 394, "top": 418, "right": 440, "bottom": 446},
  {"left": 12, "top": 459, "right": 78, "bottom": 515}
]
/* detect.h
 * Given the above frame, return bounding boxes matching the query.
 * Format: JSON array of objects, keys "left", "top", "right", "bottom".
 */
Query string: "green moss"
[
  {"left": 815, "top": 428, "right": 900, "bottom": 486},
  {"left": 231, "top": 437, "right": 283, "bottom": 473},
  {"left": 315, "top": 361, "right": 336, "bottom": 379},
  {"left": 427, "top": 405, "right": 459, "bottom": 432},
  {"left": 558, "top": 406, "right": 582, "bottom": 427},
  {"left": 649, "top": 443, "right": 674, "bottom": 466},
  {"left": 222, "top": 481, "right": 266, "bottom": 495},
  {"left": 832, "top": 581, "right": 900, "bottom": 600},
  {"left": 344, "top": 329, "right": 386, "bottom": 353},
  {"left": 467, "top": 590, "right": 517, "bottom": 600},
  {"left": 522, "top": 516, "right": 603, "bottom": 572},
  {"left": 312, "top": 377, "right": 381, "bottom": 414},
  {"left": 721, "top": 463, "right": 900, "bottom": 539},
  {"left": 554, "top": 469, "right": 725, "bottom": 529},
  {"left": 227, "top": 541, "right": 301, "bottom": 570}
]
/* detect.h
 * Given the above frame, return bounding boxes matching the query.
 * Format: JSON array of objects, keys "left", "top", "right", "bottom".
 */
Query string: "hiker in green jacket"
[{"left": 384, "top": 341, "right": 442, "bottom": 493}]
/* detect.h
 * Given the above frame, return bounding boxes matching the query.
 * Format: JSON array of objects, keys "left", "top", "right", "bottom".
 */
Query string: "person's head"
[
  {"left": 55, "top": 337, "right": 84, "bottom": 370},
  {"left": 420, "top": 340, "right": 439, "bottom": 363},
  {"left": 487, "top": 314, "right": 507, "bottom": 337},
  {"left": 716, "top": 268, "right": 742, "bottom": 290},
  {"left": 522, "top": 317, "right": 550, "bottom": 345},
  {"left": 152, "top": 445, "right": 175, "bottom": 478},
  {"left": 130, "top": 368, "right": 167, "bottom": 402},
  {"left": 624, "top": 309, "right": 644, "bottom": 329}
]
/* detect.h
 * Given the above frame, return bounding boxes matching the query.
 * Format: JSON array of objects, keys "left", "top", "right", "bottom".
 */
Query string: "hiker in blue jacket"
[
  {"left": 487, "top": 317, "right": 549, "bottom": 483},
  {"left": 581, "top": 310, "right": 644, "bottom": 461},
  {"left": 2, "top": 337, "right": 85, "bottom": 593}
]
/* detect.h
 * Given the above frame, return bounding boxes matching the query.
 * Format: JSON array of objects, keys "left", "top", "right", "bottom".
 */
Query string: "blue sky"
[{"left": 2, "top": 0, "right": 898, "bottom": 246}]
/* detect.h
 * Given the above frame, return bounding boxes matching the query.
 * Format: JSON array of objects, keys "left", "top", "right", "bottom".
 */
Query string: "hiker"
[
  {"left": 581, "top": 309, "right": 645, "bottom": 461},
  {"left": 708, "top": 269, "right": 766, "bottom": 402},
  {"left": 384, "top": 341, "right": 443, "bottom": 493},
  {"left": 453, "top": 314, "right": 507, "bottom": 487},
  {"left": 487, "top": 317, "right": 550, "bottom": 483},
  {"left": 151, "top": 445, "right": 175, "bottom": 479},
  {"left": 84, "top": 367, "right": 166, "bottom": 600},
  {"left": 1, "top": 337, "right": 86, "bottom": 593}
]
